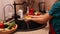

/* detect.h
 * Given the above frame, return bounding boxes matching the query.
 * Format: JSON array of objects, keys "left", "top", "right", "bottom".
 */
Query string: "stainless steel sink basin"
[
  {"left": 6, "top": 15, "right": 47, "bottom": 32},
  {"left": 11, "top": 19, "right": 47, "bottom": 31}
]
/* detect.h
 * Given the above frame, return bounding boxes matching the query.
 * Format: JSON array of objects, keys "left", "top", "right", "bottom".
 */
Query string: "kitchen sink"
[
  {"left": 11, "top": 19, "right": 47, "bottom": 31},
  {"left": 6, "top": 16, "right": 47, "bottom": 32}
]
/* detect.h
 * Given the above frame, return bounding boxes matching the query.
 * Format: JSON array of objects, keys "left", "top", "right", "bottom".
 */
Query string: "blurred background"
[
  {"left": 0, "top": 0, "right": 55, "bottom": 20},
  {"left": 0, "top": 0, "right": 56, "bottom": 34}
]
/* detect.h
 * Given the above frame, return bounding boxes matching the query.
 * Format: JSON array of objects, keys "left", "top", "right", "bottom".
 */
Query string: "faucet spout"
[{"left": 3, "top": 4, "right": 13, "bottom": 23}]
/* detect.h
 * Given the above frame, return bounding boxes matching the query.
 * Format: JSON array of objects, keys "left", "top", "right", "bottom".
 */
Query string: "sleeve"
[{"left": 49, "top": 2, "right": 60, "bottom": 17}]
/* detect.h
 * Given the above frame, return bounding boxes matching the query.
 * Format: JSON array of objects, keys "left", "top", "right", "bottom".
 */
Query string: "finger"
[
  {"left": 25, "top": 20, "right": 28, "bottom": 22},
  {"left": 31, "top": 15, "right": 43, "bottom": 18},
  {"left": 24, "top": 18, "right": 31, "bottom": 22}
]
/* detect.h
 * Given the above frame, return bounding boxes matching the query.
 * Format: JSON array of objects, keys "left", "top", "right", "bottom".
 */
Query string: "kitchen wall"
[
  {"left": 15, "top": 0, "right": 55, "bottom": 11},
  {"left": 45, "top": 0, "right": 55, "bottom": 10},
  {"left": 15, "top": 0, "right": 45, "bottom": 11}
]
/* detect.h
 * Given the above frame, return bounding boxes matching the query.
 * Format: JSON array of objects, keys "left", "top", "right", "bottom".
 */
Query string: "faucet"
[{"left": 3, "top": 4, "right": 13, "bottom": 23}]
